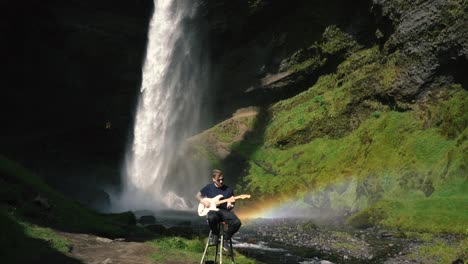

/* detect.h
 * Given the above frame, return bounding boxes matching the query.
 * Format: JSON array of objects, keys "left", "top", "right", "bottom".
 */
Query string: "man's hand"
[
  {"left": 227, "top": 196, "right": 235, "bottom": 209},
  {"left": 201, "top": 199, "right": 211, "bottom": 208}
]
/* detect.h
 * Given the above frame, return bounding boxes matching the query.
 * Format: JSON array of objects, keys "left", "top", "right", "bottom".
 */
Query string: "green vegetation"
[
  {"left": 265, "top": 46, "right": 399, "bottom": 148},
  {"left": 190, "top": 25, "right": 467, "bottom": 240},
  {"left": 333, "top": 241, "right": 361, "bottom": 251},
  {"left": 242, "top": 87, "right": 466, "bottom": 233},
  {"left": 182, "top": 21, "right": 468, "bottom": 263},
  {"left": 0, "top": 155, "right": 143, "bottom": 263},
  {"left": 289, "top": 56, "right": 326, "bottom": 73},
  {"left": 371, "top": 111, "right": 381, "bottom": 118},
  {"left": 409, "top": 237, "right": 468, "bottom": 264},
  {"left": 0, "top": 210, "right": 72, "bottom": 263},
  {"left": 318, "top": 25, "right": 361, "bottom": 56},
  {"left": 22, "top": 223, "right": 71, "bottom": 253},
  {"left": 147, "top": 236, "right": 204, "bottom": 262},
  {"left": 346, "top": 180, "right": 468, "bottom": 234},
  {"left": 284, "top": 25, "right": 361, "bottom": 74},
  {"left": 147, "top": 236, "right": 258, "bottom": 263}
]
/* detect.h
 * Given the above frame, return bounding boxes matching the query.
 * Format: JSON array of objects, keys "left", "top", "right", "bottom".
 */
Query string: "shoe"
[
  {"left": 222, "top": 239, "right": 230, "bottom": 252},
  {"left": 209, "top": 235, "right": 218, "bottom": 246}
]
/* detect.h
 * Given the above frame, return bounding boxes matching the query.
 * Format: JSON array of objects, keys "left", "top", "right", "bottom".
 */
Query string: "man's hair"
[{"left": 212, "top": 169, "right": 223, "bottom": 178}]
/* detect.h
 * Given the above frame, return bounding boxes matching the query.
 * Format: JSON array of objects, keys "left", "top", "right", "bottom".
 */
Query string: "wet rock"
[
  {"left": 146, "top": 224, "right": 166, "bottom": 234},
  {"left": 96, "top": 237, "right": 113, "bottom": 243},
  {"left": 381, "top": 232, "right": 394, "bottom": 238},
  {"left": 138, "top": 215, "right": 156, "bottom": 225},
  {"left": 166, "top": 226, "right": 194, "bottom": 238},
  {"left": 33, "top": 194, "right": 51, "bottom": 210},
  {"left": 373, "top": 0, "right": 468, "bottom": 102},
  {"left": 102, "top": 258, "right": 112, "bottom": 264}
]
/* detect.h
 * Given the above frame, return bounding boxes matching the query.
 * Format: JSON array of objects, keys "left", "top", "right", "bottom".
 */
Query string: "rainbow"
[{"left": 236, "top": 197, "right": 320, "bottom": 220}]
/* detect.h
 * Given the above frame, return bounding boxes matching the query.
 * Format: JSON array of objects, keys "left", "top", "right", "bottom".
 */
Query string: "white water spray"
[{"left": 112, "top": 0, "right": 210, "bottom": 211}]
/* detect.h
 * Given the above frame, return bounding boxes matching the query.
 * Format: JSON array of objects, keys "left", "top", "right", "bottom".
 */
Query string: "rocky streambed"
[
  {"left": 135, "top": 211, "right": 465, "bottom": 264},
  {"left": 234, "top": 218, "right": 465, "bottom": 264}
]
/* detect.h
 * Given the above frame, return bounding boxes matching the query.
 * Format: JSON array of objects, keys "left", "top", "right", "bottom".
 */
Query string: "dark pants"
[{"left": 207, "top": 209, "right": 241, "bottom": 239}]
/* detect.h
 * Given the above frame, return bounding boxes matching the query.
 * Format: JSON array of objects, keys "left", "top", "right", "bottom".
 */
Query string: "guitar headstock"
[{"left": 237, "top": 194, "right": 251, "bottom": 199}]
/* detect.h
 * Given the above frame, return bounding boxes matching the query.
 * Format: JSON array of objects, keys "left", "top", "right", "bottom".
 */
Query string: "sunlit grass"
[
  {"left": 265, "top": 46, "right": 399, "bottom": 148},
  {"left": 381, "top": 181, "right": 468, "bottom": 234},
  {"left": 22, "top": 222, "right": 71, "bottom": 253},
  {"left": 147, "top": 236, "right": 204, "bottom": 262},
  {"left": 409, "top": 238, "right": 468, "bottom": 264},
  {"left": 346, "top": 179, "right": 468, "bottom": 234},
  {"left": 147, "top": 236, "right": 259, "bottom": 263}
]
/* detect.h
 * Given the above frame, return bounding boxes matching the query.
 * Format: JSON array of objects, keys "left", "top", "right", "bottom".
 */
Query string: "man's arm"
[
  {"left": 196, "top": 191, "right": 210, "bottom": 207},
  {"left": 227, "top": 200, "right": 235, "bottom": 210},
  {"left": 195, "top": 191, "right": 203, "bottom": 202},
  {"left": 227, "top": 189, "right": 235, "bottom": 209}
]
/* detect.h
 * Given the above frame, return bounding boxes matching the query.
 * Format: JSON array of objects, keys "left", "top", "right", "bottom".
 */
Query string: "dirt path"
[{"left": 59, "top": 232, "right": 160, "bottom": 264}]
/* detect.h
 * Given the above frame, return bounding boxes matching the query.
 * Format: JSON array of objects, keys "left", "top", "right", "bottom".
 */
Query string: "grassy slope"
[
  {"left": 191, "top": 26, "right": 467, "bottom": 262},
  {"left": 215, "top": 40, "right": 468, "bottom": 231},
  {"left": 0, "top": 155, "right": 138, "bottom": 263}
]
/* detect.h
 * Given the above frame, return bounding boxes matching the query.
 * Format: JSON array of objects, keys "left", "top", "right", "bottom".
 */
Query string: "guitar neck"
[{"left": 214, "top": 195, "right": 242, "bottom": 205}]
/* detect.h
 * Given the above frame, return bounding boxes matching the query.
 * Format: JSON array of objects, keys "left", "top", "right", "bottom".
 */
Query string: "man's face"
[{"left": 213, "top": 174, "right": 224, "bottom": 187}]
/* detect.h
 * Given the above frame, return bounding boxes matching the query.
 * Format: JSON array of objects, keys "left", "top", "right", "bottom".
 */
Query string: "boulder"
[{"left": 138, "top": 215, "right": 156, "bottom": 225}]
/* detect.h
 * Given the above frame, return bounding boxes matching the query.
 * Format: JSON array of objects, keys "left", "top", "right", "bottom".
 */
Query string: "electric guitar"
[{"left": 197, "top": 194, "right": 251, "bottom": 216}]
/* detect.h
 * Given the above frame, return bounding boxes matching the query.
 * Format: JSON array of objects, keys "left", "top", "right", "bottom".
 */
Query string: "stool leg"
[
  {"left": 219, "top": 231, "right": 224, "bottom": 264},
  {"left": 229, "top": 238, "right": 235, "bottom": 264},
  {"left": 200, "top": 231, "right": 211, "bottom": 264},
  {"left": 214, "top": 235, "right": 219, "bottom": 264}
]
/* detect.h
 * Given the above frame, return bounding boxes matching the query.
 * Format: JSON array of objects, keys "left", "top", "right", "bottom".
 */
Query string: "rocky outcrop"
[
  {"left": 205, "top": 0, "right": 466, "bottom": 121},
  {"left": 374, "top": 0, "right": 468, "bottom": 101},
  {"left": 187, "top": 107, "right": 260, "bottom": 159},
  {"left": 203, "top": 0, "right": 381, "bottom": 121}
]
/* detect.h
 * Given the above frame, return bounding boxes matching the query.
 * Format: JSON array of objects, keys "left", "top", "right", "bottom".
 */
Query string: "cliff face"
[
  {"left": 191, "top": 0, "right": 467, "bottom": 233},
  {"left": 202, "top": 0, "right": 385, "bottom": 120},
  {"left": 2, "top": 0, "right": 152, "bottom": 204},
  {"left": 204, "top": 0, "right": 467, "bottom": 118},
  {"left": 376, "top": 0, "right": 468, "bottom": 100}
]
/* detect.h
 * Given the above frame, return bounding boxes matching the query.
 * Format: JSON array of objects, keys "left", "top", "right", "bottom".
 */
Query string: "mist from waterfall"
[{"left": 111, "top": 0, "right": 210, "bottom": 212}]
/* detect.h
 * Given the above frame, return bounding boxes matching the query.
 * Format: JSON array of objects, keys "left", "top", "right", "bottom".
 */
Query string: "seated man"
[{"left": 196, "top": 169, "right": 242, "bottom": 249}]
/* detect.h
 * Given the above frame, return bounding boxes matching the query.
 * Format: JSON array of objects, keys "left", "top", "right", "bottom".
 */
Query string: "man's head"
[{"left": 212, "top": 169, "right": 224, "bottom": 187}]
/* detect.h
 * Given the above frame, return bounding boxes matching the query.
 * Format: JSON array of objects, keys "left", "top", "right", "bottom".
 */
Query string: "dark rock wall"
[
  {"left": 203, "top": 0, "right": 383, "bottom": 121},
  {"left": 374, "top": 0, "right": 468, "bottom": 101},
  {"left": 204, "top": 0, "right": 467, "bottom": 121},
  {"left": 1, "top": 0, "right": 153, "bottom": 203}
]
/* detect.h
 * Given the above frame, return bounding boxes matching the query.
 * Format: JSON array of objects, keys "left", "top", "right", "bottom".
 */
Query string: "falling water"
[{"left": 112, "top": 0, "right": 210, "bottom": 211}]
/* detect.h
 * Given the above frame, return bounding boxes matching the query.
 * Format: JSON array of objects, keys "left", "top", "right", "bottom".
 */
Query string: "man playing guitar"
[{"left": 195, "top": 169, "right": 242, "bottom": 248}]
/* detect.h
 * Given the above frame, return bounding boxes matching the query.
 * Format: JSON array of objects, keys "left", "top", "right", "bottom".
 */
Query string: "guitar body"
[
  {"left": 197, "top": 194, "right": 251, "bottom": 217},
  {"left": 198, "top": 195, "right": 223, "bottom": 216}
]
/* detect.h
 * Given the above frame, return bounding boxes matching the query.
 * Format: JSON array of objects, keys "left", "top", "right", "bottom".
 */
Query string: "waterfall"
[{"left": 112, "top": 0, "right": 209, "bottom": 211}]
